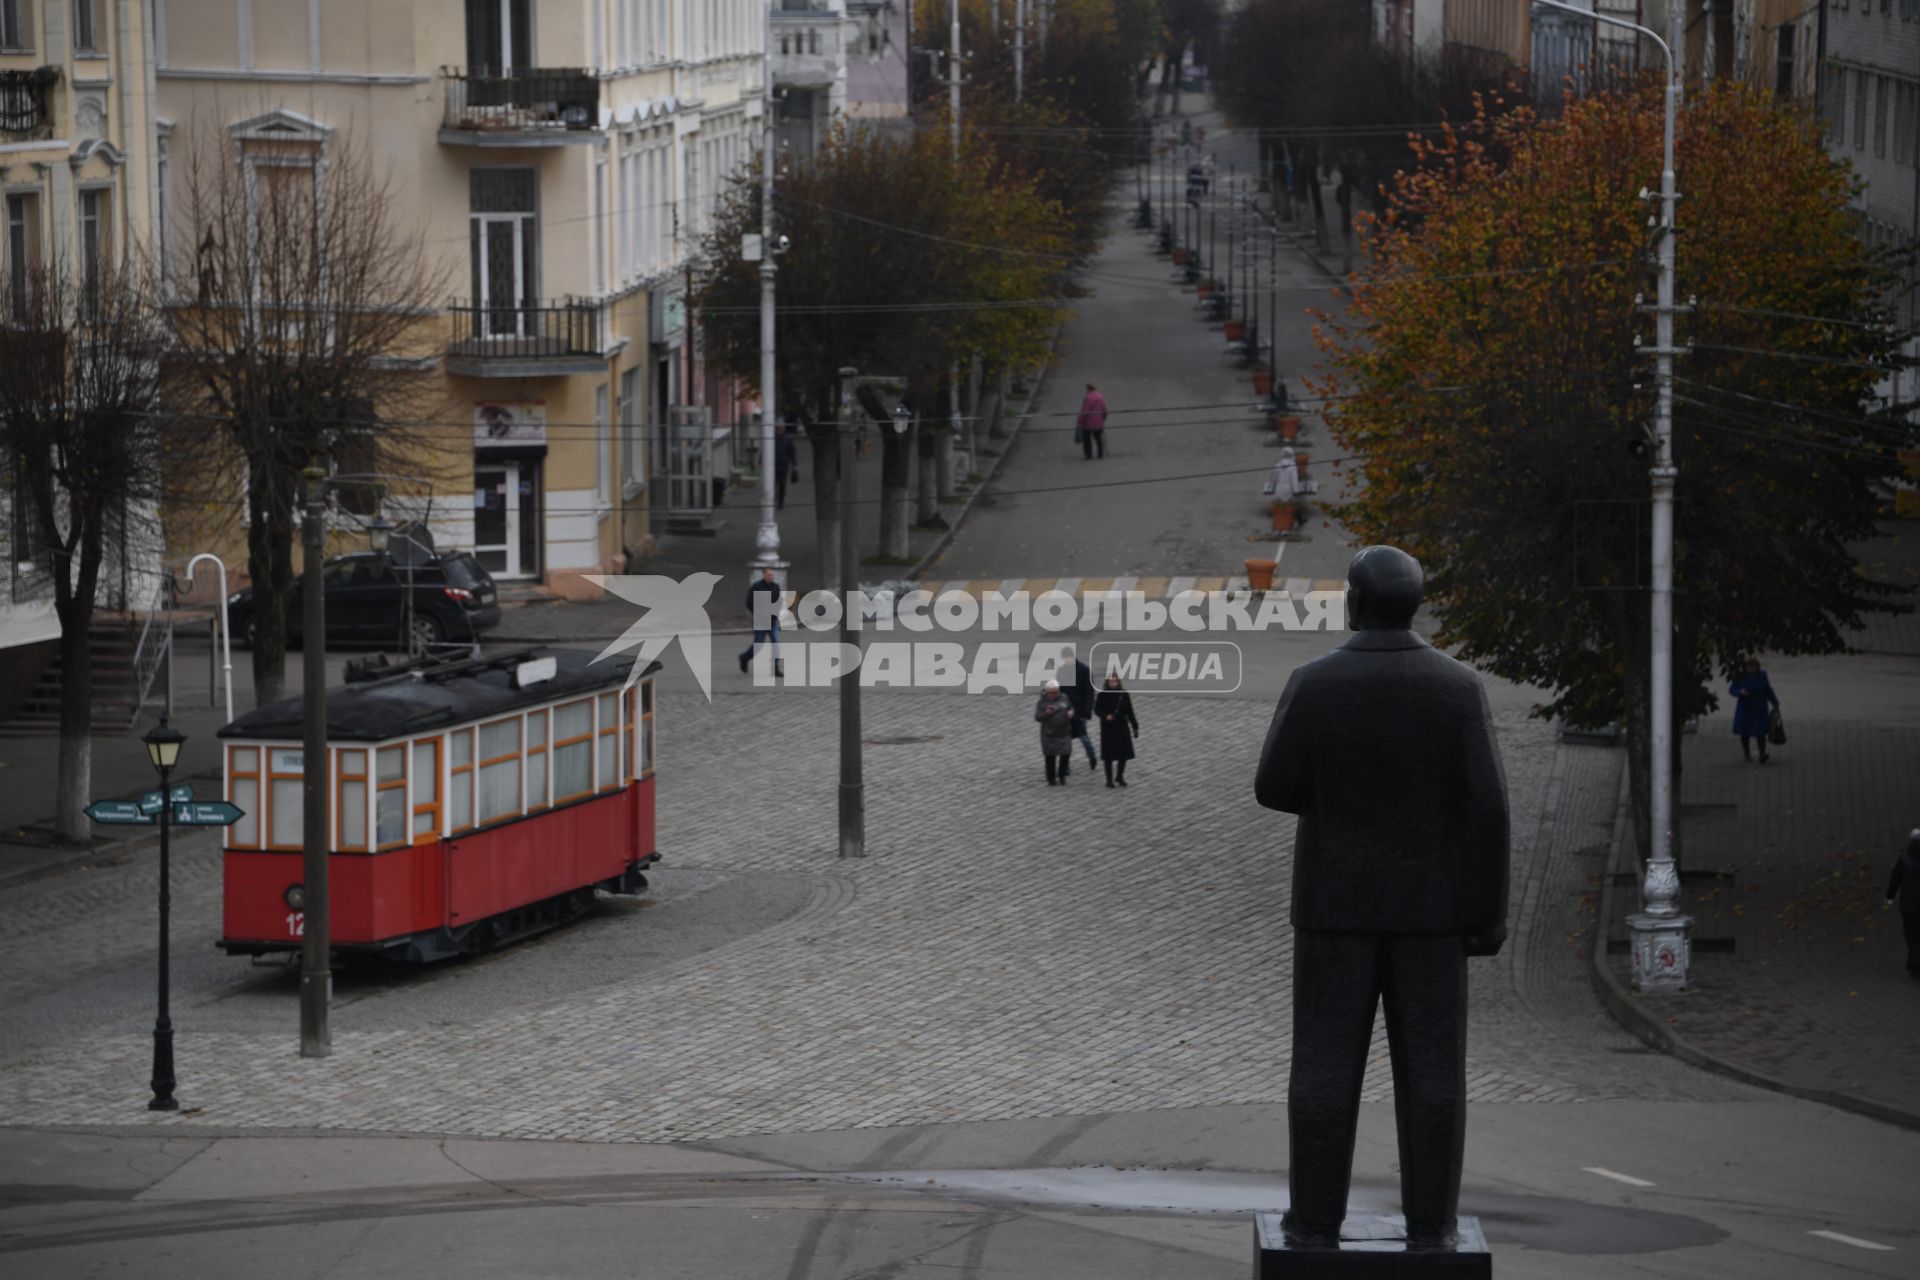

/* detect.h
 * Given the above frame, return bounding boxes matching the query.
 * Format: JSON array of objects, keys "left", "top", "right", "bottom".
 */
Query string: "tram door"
[{"left": 474, "top": 460, "right": 540, "bottom": 579}]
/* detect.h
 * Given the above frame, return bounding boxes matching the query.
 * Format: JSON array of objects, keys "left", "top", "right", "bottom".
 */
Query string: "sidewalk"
[{"left": 1596, "top": 708, "right": 1920, "bottom": 1129}]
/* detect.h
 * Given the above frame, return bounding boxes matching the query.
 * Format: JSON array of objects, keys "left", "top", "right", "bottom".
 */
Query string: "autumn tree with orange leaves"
[{"left": 1318, "top": 84, "right": 1914, "bottom": 863}]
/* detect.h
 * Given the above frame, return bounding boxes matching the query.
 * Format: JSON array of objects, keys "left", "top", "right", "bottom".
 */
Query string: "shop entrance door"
[{"left": 474, "top": 460, "right": 540, "bottom": 578}]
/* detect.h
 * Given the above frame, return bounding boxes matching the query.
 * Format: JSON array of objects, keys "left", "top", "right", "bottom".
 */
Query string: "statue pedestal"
[{"left": 1253, "top": 1214, "right": 1490, "bottom": 1277}]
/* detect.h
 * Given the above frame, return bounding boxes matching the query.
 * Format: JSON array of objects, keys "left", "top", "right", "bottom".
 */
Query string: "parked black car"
[{"left": 228, "top": 551, "right": 502, "bottom": 652}]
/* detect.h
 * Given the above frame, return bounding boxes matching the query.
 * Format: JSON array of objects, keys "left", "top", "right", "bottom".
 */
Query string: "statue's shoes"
[
  {"left": 1278, "top": 1214, "right": 1341, "bottom": 1249},
  {"left": 1404, "top": 1225, "right": 1460, "bottom": 1252}
]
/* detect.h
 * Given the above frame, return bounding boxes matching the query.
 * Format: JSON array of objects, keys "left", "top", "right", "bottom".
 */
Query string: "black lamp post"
[{"left": 142, "top": 716, "right": 187, "bottom": 1112}]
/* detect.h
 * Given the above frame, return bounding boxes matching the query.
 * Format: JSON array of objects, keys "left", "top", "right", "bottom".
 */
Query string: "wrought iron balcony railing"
[
  {"left": 0, "top": 67, "right": 58, "bottom": 138},
  {"left": 442, "top": 66, "right": 600, "bottom": 135},
  {"left": 447, "top": 297, "right": 604, "bottom": 363}
]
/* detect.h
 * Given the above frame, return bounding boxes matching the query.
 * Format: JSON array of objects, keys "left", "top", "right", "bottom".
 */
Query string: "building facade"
[
  {"left": 2, "top": 0, "right": 165, "bottom": 664},
  {"left": 770, "top": 0, "right": 849, "bottom": 158},
  {"left": 155, "top": 0, "right": 765, "bottom": 597}
]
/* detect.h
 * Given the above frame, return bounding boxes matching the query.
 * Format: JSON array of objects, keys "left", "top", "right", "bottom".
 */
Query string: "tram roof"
[{"left": 218, "top": 648, "right": 662, "bottom": 742}]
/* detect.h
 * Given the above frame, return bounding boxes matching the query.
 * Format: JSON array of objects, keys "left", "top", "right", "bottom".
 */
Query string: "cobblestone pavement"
[
  {"left": 0, "top": 688, "right": 1752, "bottom": 1141},
  {"left": 1603, "top": 715, "right": 1920, "bottom": 1122}
]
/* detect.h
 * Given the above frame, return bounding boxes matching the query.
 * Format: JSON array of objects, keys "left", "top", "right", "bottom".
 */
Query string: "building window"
[
  {"left": 1774, "top": 26, "right": 1795, "bottom": 99},
  {"left": 73, "top": 0, "right": 101, "bottom": 52},
  {"left": 78, "top": 187, "right": 110, "bottom": 286},
  {"left": 0, "top": 0, "right": 32, "bottom": 49},
  {"left": 597, "top": 382, "right": 612, "bottom": 507},
  {"left": 1875, "top": 76, "right": 1889, "bottom": 156},
  {"left": 5, "top": 192, "right": 39, "bottom": 321},
  {"left": 469, "top": 167, "right": 538, "bottom": 336},
  {"left": 621, "top": 366, "right": 646, "bottom": 493},
  {"left": 465, "top": 0, "right": 530, "bottom": 75},
  {"left": 1854, "top": 70, "right": 1868, "bottom": 148}
]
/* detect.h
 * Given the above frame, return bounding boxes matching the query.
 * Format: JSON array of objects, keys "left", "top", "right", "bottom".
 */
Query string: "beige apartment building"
[
  {"left": 156, "top": 0, "right": 764, "bottom": 596},
  {"left": 1, "top": 0, "right": 164, "bottom": 664}
]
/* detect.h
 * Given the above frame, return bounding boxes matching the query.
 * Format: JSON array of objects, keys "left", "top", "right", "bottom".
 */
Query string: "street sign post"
[
  {"left": 172, "top": 801, "right": 244, "bottom": 827},
  {"left": 85, "top": 801, "right": 154, "bottom": 826},
  {"left": 137, "top": 784, "right": 194, "bottom": 815}
]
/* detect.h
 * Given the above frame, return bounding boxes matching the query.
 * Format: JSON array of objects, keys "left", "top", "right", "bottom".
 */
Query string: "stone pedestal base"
[
  {"left": 1627, "top": 911, "right": 1693, "bottom": 993},
  {"left": 1253, "top": 1214, "right": 1490, "bottom": 1277}
]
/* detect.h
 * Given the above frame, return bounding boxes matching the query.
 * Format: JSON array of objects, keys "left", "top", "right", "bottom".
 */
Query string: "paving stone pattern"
[{"left": 0, "top": 691, "right": 1749, "bottom": 1140}]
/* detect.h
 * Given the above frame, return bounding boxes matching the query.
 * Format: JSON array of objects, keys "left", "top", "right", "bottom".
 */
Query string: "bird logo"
[{"left": 584, "top": 572, "right": 723, "bottom": 700}]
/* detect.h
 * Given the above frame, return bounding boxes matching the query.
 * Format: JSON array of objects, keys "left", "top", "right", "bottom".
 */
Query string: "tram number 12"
[{"left": 285, "top": 912, "right": 305, "bottom": 938}]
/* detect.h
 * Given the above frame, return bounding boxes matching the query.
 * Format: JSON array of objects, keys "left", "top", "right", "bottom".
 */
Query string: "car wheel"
[
  {"left": 410, "top": 614, "right": 445, "bottom": 652},
  {"left": 241, "top": 616, "right": 259, "bottom": 650}
]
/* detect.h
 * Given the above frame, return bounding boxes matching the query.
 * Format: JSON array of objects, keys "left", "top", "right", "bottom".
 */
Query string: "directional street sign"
[
  {"left": 172, "top": 801, "right": 244, "bottom": 827},
  {"left": 85, "top": 801, "right": 155, "bottom": 826},
  {"left": 137, "top": 785, "right": 193, "bottom": 815}
]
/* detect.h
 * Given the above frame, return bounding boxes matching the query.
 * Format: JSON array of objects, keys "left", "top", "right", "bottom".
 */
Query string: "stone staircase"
[{"left": 0, "top": 619, "right": 144, "bottom": 738}]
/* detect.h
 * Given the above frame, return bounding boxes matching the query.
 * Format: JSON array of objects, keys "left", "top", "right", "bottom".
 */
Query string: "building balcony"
[
  {"left": 0, "top": 67, "right": 58, "bottom": 140},
  {"left": 440, "top": 67, "right": 601, "bottom": 146},
  {"left": 447, "top": 298, "right": 609, "bottom": 377},
  {"left": 772, "top": 5, "right": 848, "bottom": 91}
]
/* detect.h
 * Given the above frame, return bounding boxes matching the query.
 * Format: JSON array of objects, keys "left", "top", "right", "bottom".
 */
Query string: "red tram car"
[{"left": 217, "top": 648, "right": 660, "bottom": 962}]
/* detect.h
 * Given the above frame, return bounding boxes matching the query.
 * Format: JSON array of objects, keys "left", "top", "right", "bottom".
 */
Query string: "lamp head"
[
  {"left": 144, "top": 716, "right": 187, "bottom": 775},
  {"left": 367, "top": 514, "right": 394, "bottom": 553}
]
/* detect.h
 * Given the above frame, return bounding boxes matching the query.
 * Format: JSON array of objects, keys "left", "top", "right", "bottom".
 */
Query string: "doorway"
[{"left": 474, "top": 459, "right": 541, "bottom": 579}]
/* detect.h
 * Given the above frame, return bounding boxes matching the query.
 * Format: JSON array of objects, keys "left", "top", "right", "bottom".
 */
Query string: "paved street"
[{"left": 4, "top": 111, "right": 1919, "bottom": 1277}]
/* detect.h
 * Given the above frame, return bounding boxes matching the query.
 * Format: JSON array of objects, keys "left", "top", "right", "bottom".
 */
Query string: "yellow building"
[{"left": 156, "top": 1, "right": 764, "bottom": 597}]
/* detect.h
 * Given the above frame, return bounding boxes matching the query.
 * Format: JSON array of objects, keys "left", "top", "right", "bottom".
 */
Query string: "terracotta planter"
[
  {"left": 1196, "top": 283, "right": 1214, "bottom": 299},
  {"left": 1245, "top": 558, "right": 1279, "bottom": 591},
  {"left": 1271, "top": 504, "right": 1299, "bottom": 532},
  {"left": 1277, "top": 415, "right": 1301, "bottom": 440},
  {"left": 1252, "top": 371, "right": 1274, "bottom": 397},
  {"left": 1294, "top": 452, "right": 1310, "bottom": 481},
  {"left": 1223, "top": 319, "right": 1245, "bottom": 342},
  {"left": 1172, "top": 248, "right": 1189, "bottom": 265}
]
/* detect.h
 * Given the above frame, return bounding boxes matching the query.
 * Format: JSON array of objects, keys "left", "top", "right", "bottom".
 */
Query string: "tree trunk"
[
  {"left": 52, "top": 598, "right": 94, "bottom": 844},
  {"left": 806, "top": 420, "right": 841, "bottom": 593},
  {"left": 982, "top": 365, "right": 1009, "bottom": 440},
  {"left": 915, "top": 419, "right": 943, "bottom": 527},
  {"left": 879, "top": 418, "right": 912, "bottom": 561},
  {"left": 247, "top": 480, "right": 295, "bottom": 707},
  {"left": 1337, "top": 169, "right": 1355, "bottom": 275},
  {"left": 1308, "top": 149, "right": 1330, "bottom": 255}
]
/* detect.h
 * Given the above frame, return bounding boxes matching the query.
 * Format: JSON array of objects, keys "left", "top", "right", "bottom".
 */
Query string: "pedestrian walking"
[
  {"left": 773, "top": 419, "right": 799, "bottom": 510},
  {"left": 1886, "top": 829, "right": 1920, "bottom": 978},
  {"left": 1076, "top": 383, "right": 1108, "bottom": 460},
  {"left": 1035, "top": 680, "right": 1078, "bottom": 786},
  {"left": 738, "top": 567, "right": 784, "bottom": 677},
  {"left": 1094, "top": 674, "right": 1140, "bottom": 788},
  {"left": 1728, "top": 657, "right": 1781, "bottom": 763},
  {"left": 1058, "top": 645, "right": 1098, "bottom": 773}
]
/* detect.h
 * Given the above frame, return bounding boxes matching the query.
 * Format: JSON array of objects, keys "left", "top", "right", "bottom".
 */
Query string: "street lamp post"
[
  {"left": 752, "top": 0, "right": 787, "bottom": 592},
  {"left": 299, "top": 463, "right": 332, "bottom": 1055},
  {"left": 142, "top": 717, "right": 187, "bottom": 1111},
  {"left": 1533, "top": 0, "right": 1691, "bottom": 991},
  {"left": 837, "top": 367, "right": 866, "bottom": 860},
  {"left": 183, "top": 553, "right": 234, "bottom": 726}
]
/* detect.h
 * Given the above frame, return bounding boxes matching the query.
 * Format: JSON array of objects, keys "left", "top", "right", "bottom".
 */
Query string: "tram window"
[
  {"left": 554, "top": 699, "right": 593, "bottom": 801},
  {"left": 412, "top": 739, "right": 440, "bottom": 839},
  {"left": 596, "top": 693, "right": 618, "bottom": 791},
  {"left": 450, "top": 728, "right": 475, "bottom": 832},
  {"left": 621, "top": 689, "right": 634, "bottom": 781},
  {"left": 229, "top": 746, "right": 260, "bottom": 847},
  {"left": 641, "top": 678, "right": 655, "bottom": 778},
  {"left": 268, "top": 748, "right": 303, "bottom": 849},
  {"left": 478, "top": 718, "right": 522, "bottom": 823},
  {"left": 338, "top": 749, "right": 368, "bottom": 851},
  {"left": 375, "top": 745, "right": 407, "bottom": 848},
  {"left": 526, "top": 710, "right": 548, "bottom": 811}
]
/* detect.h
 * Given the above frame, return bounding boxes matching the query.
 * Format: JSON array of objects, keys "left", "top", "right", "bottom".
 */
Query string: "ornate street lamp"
[{"left": 142, "top": 716, "right": 187, "bottom": 1111}]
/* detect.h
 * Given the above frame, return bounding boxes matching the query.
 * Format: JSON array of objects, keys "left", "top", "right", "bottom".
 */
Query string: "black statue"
[{"left": 1255, "top": 545, "right": 1510, "bottom": 1251}]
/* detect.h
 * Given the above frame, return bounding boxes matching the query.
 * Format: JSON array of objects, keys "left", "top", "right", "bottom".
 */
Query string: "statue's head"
[{"left": 1345, "top": 545, "right": 1423, "bottom": 632}]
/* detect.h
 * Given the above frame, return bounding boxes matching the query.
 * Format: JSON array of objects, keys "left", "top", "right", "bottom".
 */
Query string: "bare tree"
[
  {"left": 0, "top": 259, "right": 165, "bottom": 842},
  {"left": 162, "top": 121, "right": 450, "bottom": 705}
]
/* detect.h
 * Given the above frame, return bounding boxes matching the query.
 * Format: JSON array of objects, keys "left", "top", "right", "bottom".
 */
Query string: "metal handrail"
[{"left": 129, "top": 571, "right": 174, "bottom": 713}]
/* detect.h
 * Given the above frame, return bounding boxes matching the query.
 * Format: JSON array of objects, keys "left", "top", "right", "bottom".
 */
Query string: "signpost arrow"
[
  {"left": 172, "top": 801, "right": 244, "bottom": 827},
  {"left": 86, "top": 801, "right": 155, "bottom": 826},
  {"left": 138, "top": 784, "right": 194, "bottom": 815}
]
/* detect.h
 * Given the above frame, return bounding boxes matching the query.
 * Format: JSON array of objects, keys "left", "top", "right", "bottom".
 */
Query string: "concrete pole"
[
  {"left": 837, "top": 369, "right": 865, "bottom": 859},
  {"left": 299, "top": 463, "right": 331, "bottom": 1056},
  {"left": 948, "top": 0, "right": 963, "bottom": 479},
  {"left": 752, "top": 2, "right": 786, "bottom": 588},
  {"left": 1014, "top": 0, "right": 1025, "bottom": 103}
]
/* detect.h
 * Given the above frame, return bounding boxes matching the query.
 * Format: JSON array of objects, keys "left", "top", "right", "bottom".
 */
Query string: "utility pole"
[
  {"left": 1014, "top": 0, "right": 1025, "bottom": 103},
  {"left": 1535, "top": 0, "right": 1692, "bottom": 993},
  {"left": 837, "top": 368, "right": 866, "bottom": 859},
  {"left": 947, "top": 0, "right": 964, "bottom": 474},
  {"left": 752, "top": 0, "right": 786, "bottom": 590},
  {"left": 299, "top": 462, "right": 331, "bottom": 1056}
]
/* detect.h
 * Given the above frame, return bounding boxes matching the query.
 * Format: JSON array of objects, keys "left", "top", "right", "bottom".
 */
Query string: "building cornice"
[{"left": 158, "top": 67, "right": 431, "bottom": 86}]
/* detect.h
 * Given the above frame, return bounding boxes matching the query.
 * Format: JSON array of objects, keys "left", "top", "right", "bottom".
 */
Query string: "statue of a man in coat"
[{"left": 1255, "top": 545, "right": 1510, "bottom": 1250}]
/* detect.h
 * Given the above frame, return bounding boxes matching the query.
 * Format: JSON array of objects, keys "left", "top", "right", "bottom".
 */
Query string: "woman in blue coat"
[{"left": 1728, "top": 657, "right": 1780, "bottom": 764}]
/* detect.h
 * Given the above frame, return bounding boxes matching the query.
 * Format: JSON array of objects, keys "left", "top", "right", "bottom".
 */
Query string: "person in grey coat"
[
  {"left": 1034, "top": 679, "right": 1078, "bottom": 786},
  {"left": 1886, "top": 829, "right": 1920, "bottom": 978},
  {"left": 1254, "top": 544, "right": 1510, "bottom": 1250}
]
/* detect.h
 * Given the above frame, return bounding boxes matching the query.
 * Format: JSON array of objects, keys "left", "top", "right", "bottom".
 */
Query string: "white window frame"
[
  {"left": 597, "top": 382, "right": 612, "bottom": 509},
  {"left": 621, "top": 366, "right": 645, "bottom": 495}
]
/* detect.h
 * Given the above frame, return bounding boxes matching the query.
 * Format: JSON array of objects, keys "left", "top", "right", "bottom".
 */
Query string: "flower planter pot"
[
  {"left": 1245, "top": 558, "right": 1279, "bottom": 591},
  {"left": 1223, "top": 319, "right": 1246, "bottom": 342},
  {"left": 1271, "top": 504, "right": 1300, "bottom": 532},
  {"left": 1294, "top": 452, "right": 1310, "bottom": 481},
  {"left": 1196, "top": 284, "right": 1214, "bottom": 299},
  {"left": 1172, "top": 248, "right": 1189, "bottom": 266},
  {"left": 1277, "top": 416, "right": 1301, "bottom": 441},
  {"left": 1252, "top": 372, "right": 1274, "bottom": 397}
]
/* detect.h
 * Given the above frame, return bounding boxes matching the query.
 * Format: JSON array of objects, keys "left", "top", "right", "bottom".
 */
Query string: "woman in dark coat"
[
  {"left": 1093, "top": 674, "right": 1139, "bottom": 788},
  {"left": 1728, "top": 657, "right": 1780, "bottom": 764},
  {"left": 1035, "top": 680, "right": 1077, "bottom": 786},
  {"left": 1886, "top": 829, "right": 1920, "bottom": 978}
]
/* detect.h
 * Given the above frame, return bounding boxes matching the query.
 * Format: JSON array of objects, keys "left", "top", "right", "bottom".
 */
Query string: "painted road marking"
[
  {"left": 996, "top": 579, "right": 1024, "bottom": 597},
  {"left": 1808, "top": 1230, "right": 1894, "bottom": 1252},
  {"left": 1581, "top": 1167, "right": 1656, "bottom": 1188},
  {"left": 1167, "top": 576, "right": 1197, "bottom": 597}
]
